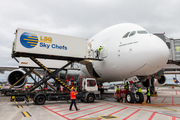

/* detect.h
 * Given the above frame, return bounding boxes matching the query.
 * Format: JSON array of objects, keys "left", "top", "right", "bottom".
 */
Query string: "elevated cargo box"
[
  {"left": 13, "top": 28, "right": 87, "bottom": 60},
  {"left": 19, "top": 57, "right": 67, "bottom": 69}
]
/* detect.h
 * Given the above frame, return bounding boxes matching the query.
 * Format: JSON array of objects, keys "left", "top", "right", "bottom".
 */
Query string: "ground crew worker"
[
  {"left": 146, "top": 89, "right": 151, "bottom": 103},
  {"left": 71, "top": 86, "right": 74, "bottom": 90},
  {"left": 137, "top": 86, "right": 141, "bottom": 93},
  {"left": 25, "top": 86, "right": 28, "bottom": 90},
  {"left": 96, "top": 46, "right": 103, "bottom": 59},
  {"left": 116, "top": 86, "right": 119, "bottom": 92},
  {"left": 69, "top": 87, "right": 80, "bottom": 111},
  {"left": 125, "top": 82, "right": 128, "bottom": 90},
  {"left": 75, "top": 87, "right": 78, "bottom": 93}
]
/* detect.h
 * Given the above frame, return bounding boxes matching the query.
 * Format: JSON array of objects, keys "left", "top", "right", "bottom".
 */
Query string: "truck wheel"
[
  {"left": 35, "top": 95, "right": 46, "bottom": 105},
  {"left": 87, "top": 95, "right": 94, "bottom": 103},
  {"left": 125, "top": 92, "right": 135, "bottom": 103},
  {"left": 136, "top": 92, "right": 144, "bottom": 103}
]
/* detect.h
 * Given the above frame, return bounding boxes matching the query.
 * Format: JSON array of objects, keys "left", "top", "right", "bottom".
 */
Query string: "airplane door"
[{"left": 101, "top": 40, "right": 109, "bottom": 58}]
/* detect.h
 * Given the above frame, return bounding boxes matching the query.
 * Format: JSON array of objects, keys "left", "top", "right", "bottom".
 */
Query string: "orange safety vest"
[{"left": 70, "top": 90, "right": 76, "bottom": 99}]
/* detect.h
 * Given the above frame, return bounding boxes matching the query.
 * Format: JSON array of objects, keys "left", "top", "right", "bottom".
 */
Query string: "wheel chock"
[
  {"left": 151, "top": 94, "right": 157, "bottom": 97},
  {"left": 142, "top": 102, "right": 146, "bottom": 104}
]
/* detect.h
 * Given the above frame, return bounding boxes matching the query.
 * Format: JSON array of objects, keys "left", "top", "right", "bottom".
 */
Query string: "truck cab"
[
  {"left": 82, "top": 78, "right": 98, "bottom": 92},
  {"left": 80, "top": 78, "right": 100, "bottom": 103}
]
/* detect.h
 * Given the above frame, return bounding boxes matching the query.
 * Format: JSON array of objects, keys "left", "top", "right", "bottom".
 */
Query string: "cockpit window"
[
  {"left": 129, "top": 31, "right": 136, "bottom": 37},
  {"left": 122, "top": 32, "right": 130, "bottom": 38},
  {"left": 137, "top": 30, "right": 148, "bottom": 34}
]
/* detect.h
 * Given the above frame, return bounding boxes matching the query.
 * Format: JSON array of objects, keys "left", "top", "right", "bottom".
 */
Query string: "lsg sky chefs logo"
[{"left": 20, "top": 32, "right": 67, "bottom": 50}]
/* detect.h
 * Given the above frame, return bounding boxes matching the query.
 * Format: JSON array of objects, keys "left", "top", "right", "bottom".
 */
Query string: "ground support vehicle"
[
  {"left": 10, "top": 28, "right": 102, "bottom": 105},
  {"left": 10, "top": 57, "right": 100, "bottom": 105},
  {"left": 115, "top": 84, "right": 144, "bottom": 103},
  {"left": 0, "top": 89, "right": 16, "bottom": 96}
]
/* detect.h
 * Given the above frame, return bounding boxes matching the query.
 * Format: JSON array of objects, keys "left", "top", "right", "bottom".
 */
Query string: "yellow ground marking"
[
  {"left": 150, "top": 106, "right": 178, "bottom": 112},
  {"left": 22, "top": 111, "right": 31, "bottom": 117},
  {"left": 77, "top": 117, "right": 99, "bottom": 120},
  {"left": 17, "top": 105, "right": 23, "bottom": 108},
  {"left": 99, "top": 115, "right": 119, "bottom": 119}
]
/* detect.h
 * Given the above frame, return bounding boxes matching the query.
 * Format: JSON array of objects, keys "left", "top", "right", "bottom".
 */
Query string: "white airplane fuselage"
[{"left": 81, "top": 23, "right": 169, "bottom": 82}]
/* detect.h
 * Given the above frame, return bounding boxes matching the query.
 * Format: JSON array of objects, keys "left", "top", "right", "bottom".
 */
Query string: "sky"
[{"left": 0, "top": 0, "right": 180, "bottom": 84}]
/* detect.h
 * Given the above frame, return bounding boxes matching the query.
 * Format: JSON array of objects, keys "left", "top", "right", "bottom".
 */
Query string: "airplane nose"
[
  {"left": 145, "top": 35, "right": 169, "bottom": 68},
  {"left": 131, "top": 34, "right": 169, "bottom": 76}
]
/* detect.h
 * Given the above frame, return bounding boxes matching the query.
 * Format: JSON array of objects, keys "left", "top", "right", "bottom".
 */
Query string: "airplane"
[
  {"left": 173, "top": 78, "right": 180, "bottom": 85},
  {"left": 0, "top": 23, "right": 169, "bottom": 103}
]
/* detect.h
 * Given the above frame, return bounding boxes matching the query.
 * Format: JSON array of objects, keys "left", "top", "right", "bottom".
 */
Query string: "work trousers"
[
  {"left": 146, "top": 96, "right": 151, "bottom": 103},
  {"left": 96, "top": 51, "right": 100, "bottom": 58},
  {"left": 69, "top": 99, "right": 78, "bottom": 110}
]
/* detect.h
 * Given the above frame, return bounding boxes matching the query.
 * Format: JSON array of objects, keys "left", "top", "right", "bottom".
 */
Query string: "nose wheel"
[
  {"left": 125, "top": 92, "right": 135, "bottom": 103},
  {"left": 135, "top": 92, "right": 144, "bottom": 103}
]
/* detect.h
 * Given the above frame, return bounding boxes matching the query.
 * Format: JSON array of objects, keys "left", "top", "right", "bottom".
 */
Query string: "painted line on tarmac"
[
  {"left": 114, "top": 104, "right": 180, "bottom": 119},
  {"left": 172, "top": 116, "right": 176, "bottom": 120},
  {"left": 122, "top": 109, "right": 140, "bottom": 120},
  {"left": 64, "top": 103, "right": 109, "bottom": 116},
  {"left": 151, "top": 95, "right": 162, "bottom": 103},
  {"left": 161, "top": 96, "right": 167, "bottom": 103},
  {"left": 148, "top": 112, "right": 156, "bottom": 120},
  {"left": 109, "top": 107, "right": 128, "bottom": 115},
  {"left": 17, "top": 105, "right": 23, "bottom": 108},
  {"left": 72, "top": 105, "right": 117, "bottom": 120},
  {"left": 55, "top": 103, "right": 101, "bottom": 112},
  {"left": 21, "top": 111, "right": 31, "bottom": 117},
  {"left": 43, "top": 106, "right": 70, "bottom": 120},
  {"left": 150, "top": 106, "right": 178, "bottom": 112}
]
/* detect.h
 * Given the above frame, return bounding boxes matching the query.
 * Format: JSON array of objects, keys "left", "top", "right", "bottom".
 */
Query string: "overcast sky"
[{"left": 0, "top": 0, "right": 180, "bottom": 83}]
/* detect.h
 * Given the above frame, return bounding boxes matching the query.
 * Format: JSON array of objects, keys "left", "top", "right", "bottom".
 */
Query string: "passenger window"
[
  {"left": 137, "top": 30, "right": 148, "bottom": 34},
  {"left": 129, "top": 31, "right": 136, "bottom": 37},
  {"left": 122, "top": 32, "right": 130, "bottom": 38},
  {"left": 87, "top": 80, "right": 96, "bottom": 86}
]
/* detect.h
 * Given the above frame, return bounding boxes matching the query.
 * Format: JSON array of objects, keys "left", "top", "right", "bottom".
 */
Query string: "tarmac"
[{"left": 1, "top": 87, "right": 180, "bottom": 120}]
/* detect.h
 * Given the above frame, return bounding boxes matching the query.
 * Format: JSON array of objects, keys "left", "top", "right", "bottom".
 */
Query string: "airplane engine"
[
  {"left": 154, "top": 75, "right": 166, "bottom": 86},
  {"left": 142, "top": 75, "right": 166, "bottom": 87},
  {"left": 7, "top": 69, "right": 28, "bottom": 88}
]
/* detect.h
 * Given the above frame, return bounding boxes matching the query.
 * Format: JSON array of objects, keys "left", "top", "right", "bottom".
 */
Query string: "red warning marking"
[
  {"left": 64, "top": 103, "right": 109, "bottom": 116},
  {"left": 55, "top": 103, "right": 100, "bottom": 112},
  {"left": 42, "top": 106, "right": 70, "bottom": 120},
  {"left": 161, "top": 96, "right": 167, "bottom": 103},
  {"left": 172, "top": 116, "right": 176, "bottom": 120},
  {"left": 148, "top": 112, "right": 156, "bottom": 120},
  {"left": 72, "top": 105, "right": 117, "bottom": 120},
  {"left": 151, "top": 95, "right": 161, "bottom": 102},
  {"left": 109, "top": 107, "right": 128, "bottom": 115},
  {"left": 122, "top": 109, "right": 140, "bottom": 120}
]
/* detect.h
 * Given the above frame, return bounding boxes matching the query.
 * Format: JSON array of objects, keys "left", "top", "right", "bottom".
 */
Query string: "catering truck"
[
  {"left": 11, "top": 78, "right": 100, "bottom": 105},
  {"left": 10, "top": 28, "right": 101, "bottom": 105}
]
